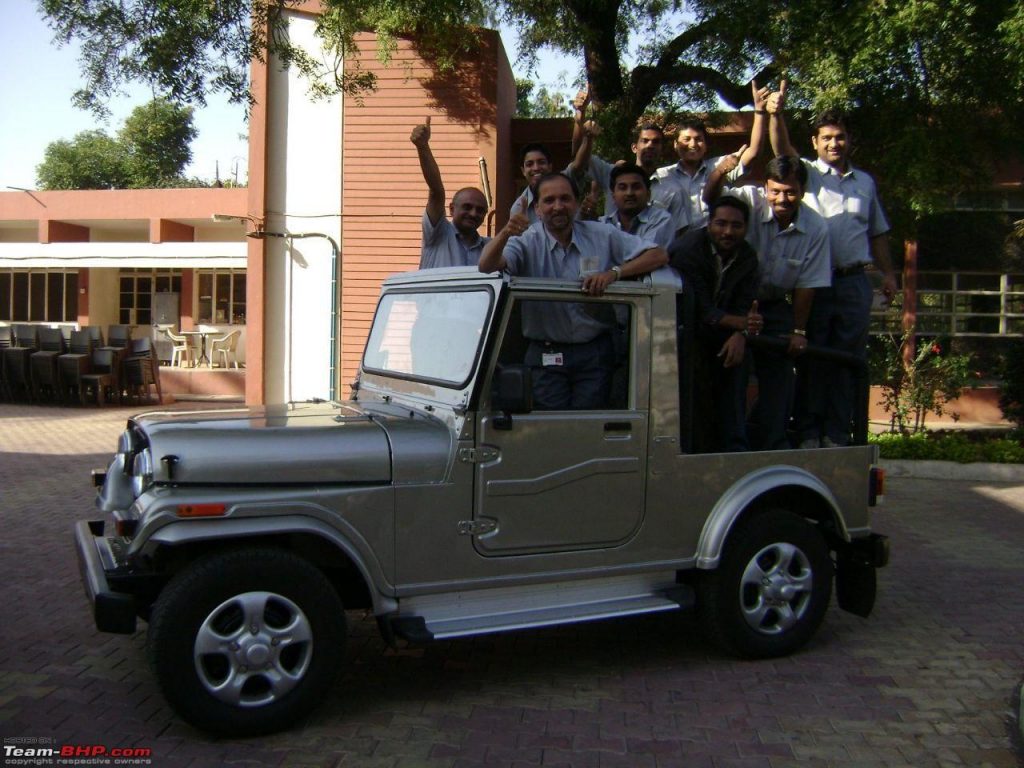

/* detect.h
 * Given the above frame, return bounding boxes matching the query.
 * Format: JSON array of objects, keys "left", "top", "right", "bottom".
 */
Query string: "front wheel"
[
  {"left": 147, "top": 548, "right": 346, "bottom": 736},
  {"left": 697, "top": 510, "right": 832, "bottom": 658}
]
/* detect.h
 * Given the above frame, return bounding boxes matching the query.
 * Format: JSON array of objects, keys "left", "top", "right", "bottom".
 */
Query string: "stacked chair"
[
  {"left": 58, "top": 329, "right": 95, "bottom": 405},
  {"left": 123, "top": 336, "right": 163, "bottom": 404},
  {"left": 4, "top": 325, "right": 39, "bottom": 401},
  {"left": 0, "top": 326, "right": 11, "bottom": 399},
  {"left": 30, "top": 327, "right": 67, "bottom": 403}
]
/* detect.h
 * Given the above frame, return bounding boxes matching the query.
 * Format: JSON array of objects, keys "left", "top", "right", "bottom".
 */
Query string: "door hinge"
[
  {"left": 458, "top": 446, "right": 499, "bottom": 463},
  {"left": 457, "top": 518, "right": 498, "bottom": 536}
]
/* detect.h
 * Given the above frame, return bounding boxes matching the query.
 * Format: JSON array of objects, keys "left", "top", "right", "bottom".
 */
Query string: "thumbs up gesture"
[
  {"left": 718, "top": 144, "right": 747, "bottom": 175},
  {"left": 504, "top": 196, "right": 531, "bottom": 237},
  {"left": 410, "top": 115, "right": 431, "bottom": 148},
  {"left": 746, "top": 300, "right": 762, "bottom": 336}
]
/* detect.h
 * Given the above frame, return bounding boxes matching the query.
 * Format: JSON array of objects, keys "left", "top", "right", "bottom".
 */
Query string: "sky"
[{"left": 0, "top": 2, "right": 578, "bottom": 190}]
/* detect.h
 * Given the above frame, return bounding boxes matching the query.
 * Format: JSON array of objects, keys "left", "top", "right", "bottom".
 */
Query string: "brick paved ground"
[{"left": 1, "top": 402, "right": 1022, "bottom": 768}]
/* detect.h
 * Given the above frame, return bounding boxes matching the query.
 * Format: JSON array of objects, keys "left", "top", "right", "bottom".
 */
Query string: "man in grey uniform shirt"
[
  {"left": 411, "top": 117, "right": 490, "bottom": 268},
  {"left": 598, "top": 163, "right": 676, "bottom": 248},
  {"left": 705, "top": 155, "right": 832, "bottom": 450},
  {"left": 768, "top": 82, "right": 897, "bottom": 447},
  {"left": 481, "top": 173, "right": 668, "bottom": 409}
]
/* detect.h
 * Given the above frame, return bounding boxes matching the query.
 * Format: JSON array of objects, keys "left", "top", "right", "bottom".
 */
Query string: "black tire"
[
  {"left": 697, "top": 509, "right": 832, "bottom": 658},
  {"left": 147, "top": 548, "right": 346, "bottom": 736}
]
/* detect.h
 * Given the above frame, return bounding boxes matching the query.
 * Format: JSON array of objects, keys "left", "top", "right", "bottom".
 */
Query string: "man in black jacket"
[{"left": 668, "top": 196, "right": 761, "bottom": 452}]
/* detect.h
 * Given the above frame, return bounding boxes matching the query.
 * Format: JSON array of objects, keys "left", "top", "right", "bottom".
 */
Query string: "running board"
[{"left": 388, "top": 575, "right": 693, "bottom": 642}]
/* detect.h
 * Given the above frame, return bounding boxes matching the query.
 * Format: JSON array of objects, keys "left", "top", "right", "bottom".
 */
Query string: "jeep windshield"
[{"left": 362, "top": 287, "right": 493, "bottom": 387}]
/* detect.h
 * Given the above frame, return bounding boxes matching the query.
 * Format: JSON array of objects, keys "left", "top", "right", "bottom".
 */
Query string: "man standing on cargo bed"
[{"left": 411, "top": 117, "right": 491, "bottom": 268}]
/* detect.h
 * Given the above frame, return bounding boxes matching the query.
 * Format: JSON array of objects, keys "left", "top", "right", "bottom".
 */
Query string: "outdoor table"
[{"left": 180, "top": 331, "right": 212, "bottom": 367}]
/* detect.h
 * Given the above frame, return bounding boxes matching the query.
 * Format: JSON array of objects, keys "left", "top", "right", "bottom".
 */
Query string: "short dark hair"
[
  {"left": 765, "top": 155, "right": 808, "bottom": 188},
  {"left": 709, "top": 195, "right": 750, "bottom": 225},
  {"left": 609, "top": 163, "right": 651, "bottom": 192},
  {"left": 633, "top": 122, "right": 664, "bottom": 142},
  {"left": 519, "top": 142, "right": 552, "bottom": 167},
  {"left": 813, "top": 109, "right": 849, "bottom": 136},
  {"left": 535, "top": 172, "right": 579, "bottom": 200},
  {"left": 676, "top": 118, "right": 708, "bottom": 139}
]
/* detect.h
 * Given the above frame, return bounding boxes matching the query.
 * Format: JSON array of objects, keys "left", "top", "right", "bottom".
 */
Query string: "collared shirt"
[
  {"left": 587, "top": 156, "right": 679, "bottom": 224},
  {"left": 420, "top": 212, "right": 490, "bottom": 269},
  {"left": 800, "top": 158, "right": 890, "bottom": 269},
  {"left": 726, "top": 187, "right": 832, "bottom": 301},
  {"left": 668, "top": 226, "right": 759, "bottom": 329},
  {"left": 503, "top": 221, "right": 657, "bottom": 343},
  {"left": 655, "top": 155, "right": 746, "bottom": 234},
  {"left": 509, "top": 163, "right": 575, "bottom": 225},
  {"left": 599, "top": 205, "right": 675, "bottom": 249}
]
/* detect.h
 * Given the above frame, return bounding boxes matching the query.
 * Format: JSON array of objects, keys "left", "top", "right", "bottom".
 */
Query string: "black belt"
[
  {"left": 833, "top": 263, "right": 869, "bottom": 277},
  {"left": 529, "top": 335, "right": 608, "bottom": 347}
]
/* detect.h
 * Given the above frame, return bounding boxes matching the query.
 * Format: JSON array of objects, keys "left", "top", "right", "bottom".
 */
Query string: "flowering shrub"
[
  {"left": 998, "top": 339, "right": 1024, "bottom": 432},
  {"left": 869, "top": 330, "right": 975, "bottom": 433}
]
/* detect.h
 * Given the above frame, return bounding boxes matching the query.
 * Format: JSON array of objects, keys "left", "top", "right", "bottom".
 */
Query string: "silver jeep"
[{"left": 76, "top": 266, "right": 887, "bottom": 736}]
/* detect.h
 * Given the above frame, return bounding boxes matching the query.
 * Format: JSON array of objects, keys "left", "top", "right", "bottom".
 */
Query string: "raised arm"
[
  {"left": 702, "top": 145, "right": 745, "bottom": 205},
  {"left": 570, "top": 87, "right": 590, "bottom": 159},
  {"left": 739, "top": 80, "right": 770, "bottom": 167},
  {"left": 767, "top": 80, "right": 798, "bottom": 158},
  {"left": 410, "top": 116, "right": 445, "bottom": 225},
  {"left": 480, "top": 198, "right": 530, "bottom": 273},
  {"left": 569, "top": 119, "right": 600, "bottom": 178}
]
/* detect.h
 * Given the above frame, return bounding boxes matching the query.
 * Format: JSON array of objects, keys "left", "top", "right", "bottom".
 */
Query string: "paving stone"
[{"left": 0, "top": 402, "right": 1022, "bottom": 766}]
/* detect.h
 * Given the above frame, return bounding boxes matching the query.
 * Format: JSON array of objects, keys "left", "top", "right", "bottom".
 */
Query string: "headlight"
[{"left": 131, "top": 448, "right": 154, "bottom": 496}]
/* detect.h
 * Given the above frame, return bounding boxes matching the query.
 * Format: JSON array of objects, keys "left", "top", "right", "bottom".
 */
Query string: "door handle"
[{"left": 604, "top": 422, "right": 632, "bottom": 434}]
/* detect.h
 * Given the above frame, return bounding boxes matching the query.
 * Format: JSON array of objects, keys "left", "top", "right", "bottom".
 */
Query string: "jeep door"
[{"left": 472, "top": 293, "right": 649, "bottom": 555}]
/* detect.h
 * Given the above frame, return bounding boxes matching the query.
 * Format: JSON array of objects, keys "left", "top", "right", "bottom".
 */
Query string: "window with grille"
[
  {"left": 118, "top": 269, "right": 182, "bottom": 325},
  {"left": 0, "top": 269, "right": 79, "bottom": 322},
  {"left": 197, "top": 269, "right": 246, "bottom": 324}
]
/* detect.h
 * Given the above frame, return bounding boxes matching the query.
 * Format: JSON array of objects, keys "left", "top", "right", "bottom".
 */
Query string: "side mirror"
[{"left": 491, "top": 364, "right": 533, "bottom": 428}]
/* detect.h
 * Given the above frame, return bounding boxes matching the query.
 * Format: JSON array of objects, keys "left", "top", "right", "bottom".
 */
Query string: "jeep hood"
[{"left": 134, "top": 402, "right": 392, "bottom": 485}]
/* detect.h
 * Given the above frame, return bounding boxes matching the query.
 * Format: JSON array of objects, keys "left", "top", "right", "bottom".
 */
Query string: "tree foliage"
[
  {"left": 515, "top": 78, "right": 571, "bottom": 118},
  {"left": 36, "top": 99, "right": 199, "bottom": 189},
  {"left": 39, "top": 0, "right": 1024, "bottom": 220}
]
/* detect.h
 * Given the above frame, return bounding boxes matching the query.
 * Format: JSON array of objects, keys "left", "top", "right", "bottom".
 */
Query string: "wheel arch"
[
  {"left": 695, "top": 465, "right": 849, "bottom": 569},
  {"left": 143, "top": 516, "right": 396, "bottom": 615}
]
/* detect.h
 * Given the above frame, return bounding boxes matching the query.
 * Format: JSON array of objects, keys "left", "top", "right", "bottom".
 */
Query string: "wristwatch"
[
  {"left": 610, "top": 265, "right": 622, "bottom": 281},
  {"left": 793, "top": 328, "right": 806, "bottom": 336}
]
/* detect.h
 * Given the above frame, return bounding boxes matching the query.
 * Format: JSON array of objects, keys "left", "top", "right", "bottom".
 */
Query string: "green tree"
[
  {"left": 36, "top": 130, "right": 129, "bottom": 190},
  {"left": 36, "top": 99, "right": 199, "bottom": 189},
  {"left": 515, "top": 78, "right": 571, "bottom": 118},
  {"left": 119, "top": 99, "right": 198, "bottom": 186},
  {"left": 40, "top": 0, "right": 1024, "bottom": 215}
]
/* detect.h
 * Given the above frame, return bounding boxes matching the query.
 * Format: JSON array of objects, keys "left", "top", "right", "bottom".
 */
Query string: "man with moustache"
[
  {"left": 481, "top": 172, "right": 668, "bottom": 409},
  {"left": 767, "top": 83, "right": 896, "bottom": 447},
  {"left": 668, "top": 196, "right": 762, "bottom": 452},
  {"left": 410, "top": 117, "right": 490, "bottom": 268},
  {"left": 704, "top": 155, "right": 831, "bottom": 450}
]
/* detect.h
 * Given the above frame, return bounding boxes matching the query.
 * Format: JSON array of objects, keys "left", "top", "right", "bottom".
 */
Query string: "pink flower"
[{"left": 931, "top": 344, "right": 941, "bottom": 354}]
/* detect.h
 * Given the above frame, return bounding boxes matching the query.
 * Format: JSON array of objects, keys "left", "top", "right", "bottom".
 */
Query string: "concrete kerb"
[{"left": 880, "top": 458, "right": 1024, "bottom": 482}]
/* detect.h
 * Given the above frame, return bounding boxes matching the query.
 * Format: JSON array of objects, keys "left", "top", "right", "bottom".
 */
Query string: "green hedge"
[{"left": 870, "top": 431, "right": 1024, "bottom": 463}]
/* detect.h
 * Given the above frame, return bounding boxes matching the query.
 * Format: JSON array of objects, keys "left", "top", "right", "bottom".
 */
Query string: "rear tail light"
[{"left": 869, "top": 466, "right": 885, "bottom": 506}]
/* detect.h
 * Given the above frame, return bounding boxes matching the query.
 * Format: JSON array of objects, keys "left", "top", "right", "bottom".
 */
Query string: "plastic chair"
[
  {"left": 124, "top": 337, "right": 163, "bottom": 403},
  {"left": 81, "top": 348, "right": 119, "bottom": 406},
  {"left": 4, "top": 326, "right": 38, "bottom": 401},
  {"left": 210, "top": 329, "right": 242, "bottom": 369},
  {"left": 58, "top": 330, "right": 95, "bottom": 404},
  {"left": 160, "top": 327, "right": 196, "bottom": 368},
  {"left": 30, "top": 327, "right": 67, "bottom": 402},
  {"left": 107, "top": 325, "right": 132, "bottom": 348}
]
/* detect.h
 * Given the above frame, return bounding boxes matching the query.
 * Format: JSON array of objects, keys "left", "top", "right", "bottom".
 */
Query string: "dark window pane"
[
  {"left": 0, "top": 273, "right": 10, "bottom": 321},
  {"left": 29, "top": 273, "right": 46, "bottom": 321},
  {"left": 120, "top": 309, "right": 131, "bottom": 324},
  {"left": 120, "top": 277, "right": 133, "bottom": 293},
  {"left": 13, "top": 273, "right": 28, "bottom": 320},
  {"left": 65, "top": 273, "right": 79, "bottom": 321},
  {"left": 46, "top": 274, "right": 64, "bottom": 322},
  {"left": 137, "top": 309, "right": 151, "bottom": 325}
]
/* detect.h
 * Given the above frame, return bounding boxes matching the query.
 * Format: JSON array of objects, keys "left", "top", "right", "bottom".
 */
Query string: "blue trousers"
[
  {"left": 794, "top": 272, "right": 872, "bottom": 446},
  {"left": 526, "top": 335, "right": 614, "bottom": 410},
  {"left": 750, "top": 300, "right": 796, "bottom": 451}
]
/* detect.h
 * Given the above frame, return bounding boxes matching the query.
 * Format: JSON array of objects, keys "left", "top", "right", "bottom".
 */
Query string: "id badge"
[{"left": 541, "top": 352, "right": 564, "bottom": 367}]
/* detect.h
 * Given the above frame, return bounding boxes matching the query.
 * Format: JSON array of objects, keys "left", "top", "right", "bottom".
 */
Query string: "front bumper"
[{"left": 74, "top": 520, "right": 137, "bottom": 634}]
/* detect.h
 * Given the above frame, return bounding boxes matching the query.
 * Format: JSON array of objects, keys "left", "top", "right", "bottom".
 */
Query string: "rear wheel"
[
  {"left": 698, "top": 510, "right": 832, "bottom": 658},
  {"left": 147, "top": 548, "right": 346, "bottom": 736}
]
